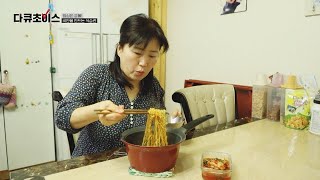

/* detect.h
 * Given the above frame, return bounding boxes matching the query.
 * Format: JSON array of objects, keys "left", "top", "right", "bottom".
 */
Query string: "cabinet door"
[
  {"left": 51, "top": 0, "right": 100, "bottom": 33},
  {"left": 100, "top": 0, "right": 148, "bottom": 63},
  {"left": 101, "top": 0, "right": 149, "bottom": 34},
  {"left": 51, "top": 31, "right": 99, "bottom": 161},
  {"left": 0, "top": 108, "right": 8, "bottom": 171},
  {"left": 102, "top": 34, "right": 120, "bottom": 64},
  {"left": 0, "top": 0, "right": 55, "bottom": 170},
  {"left": 52, "top": 30, "right": 100, "bottom": 91}
]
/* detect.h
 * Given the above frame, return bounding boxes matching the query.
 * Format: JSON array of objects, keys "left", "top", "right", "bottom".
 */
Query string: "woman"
[{"left": 55, "top": 13, "right": 169, "bottom": 157}]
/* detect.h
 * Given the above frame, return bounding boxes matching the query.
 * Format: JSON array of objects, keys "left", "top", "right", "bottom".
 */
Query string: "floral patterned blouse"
[{"left": 55, "top": 64, "right": 165, "bottom": 157}]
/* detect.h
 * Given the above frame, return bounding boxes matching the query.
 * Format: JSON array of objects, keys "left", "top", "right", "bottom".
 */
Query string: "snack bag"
[{"left": 284, "top": 89, "right": 310, "bottom": 130}]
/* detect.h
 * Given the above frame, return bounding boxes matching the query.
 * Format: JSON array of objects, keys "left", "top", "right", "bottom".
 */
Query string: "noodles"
[{"left": 142, "top": 108, "right": 168, "bottom": 146}]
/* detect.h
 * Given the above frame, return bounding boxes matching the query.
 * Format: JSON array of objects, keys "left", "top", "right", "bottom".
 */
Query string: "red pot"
[{"left": 121, "top": 114, "right": 214, "bottom": 173}]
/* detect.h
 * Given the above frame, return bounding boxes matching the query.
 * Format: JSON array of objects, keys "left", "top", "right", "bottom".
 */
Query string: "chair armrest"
[{"left": 172, "top": 91, "right": 193, "bottom": 124}]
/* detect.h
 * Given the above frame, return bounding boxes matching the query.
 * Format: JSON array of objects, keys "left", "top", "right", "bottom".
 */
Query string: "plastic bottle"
[{"left": 310, "top": 93, "right": 320, "bottom": 135}]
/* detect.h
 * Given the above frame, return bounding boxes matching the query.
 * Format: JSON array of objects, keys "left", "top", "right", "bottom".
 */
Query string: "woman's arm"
[
  {"left": 54, "top": 65, "right": 103, "bottom": 133},
  {"left": 55, "top": 65, "right": 121, "bottom": 133},
  {"left": 70, "top": 100, "right": 125, "bottom": 129},
  {"left": 70, "top": 103, "right": 100, "bottom": 129},
  {"left": 55, "top": 65, "right": 127, "bottom": 133}
]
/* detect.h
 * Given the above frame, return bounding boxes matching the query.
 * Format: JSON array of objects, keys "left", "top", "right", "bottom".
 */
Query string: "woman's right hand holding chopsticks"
[
  {"left": 70, "top": 100, "right": 126, "bottom": 129},
  {"left": 95, "top": 100, "right": 126, "bottom": 126}
]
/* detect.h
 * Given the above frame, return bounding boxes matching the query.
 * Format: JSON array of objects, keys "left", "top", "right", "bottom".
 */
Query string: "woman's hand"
[
  {"left": 95, "top": 100, "right": 126, "bottom": 126},
  {"left": 70, "top": 100, "right": 126, "bottom": 129}
]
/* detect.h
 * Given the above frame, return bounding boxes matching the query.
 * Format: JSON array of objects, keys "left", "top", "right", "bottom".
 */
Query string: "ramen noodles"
[{"left": 142, "top": 108, "right": 168, "bottom": 146}]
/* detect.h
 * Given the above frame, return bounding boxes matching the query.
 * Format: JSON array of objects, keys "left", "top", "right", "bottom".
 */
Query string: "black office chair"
[{"left": 52, "top": 91, "right": 75, "bottom": 155}]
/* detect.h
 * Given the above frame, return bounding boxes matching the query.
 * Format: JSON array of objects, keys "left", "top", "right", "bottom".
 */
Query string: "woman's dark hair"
[{"left": 109, "top": 13, "right": 169, "bottom": 93}]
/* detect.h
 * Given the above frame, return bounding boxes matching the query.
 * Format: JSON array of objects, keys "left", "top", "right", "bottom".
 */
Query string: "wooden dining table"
[{"left": 41, "top": 119, "right": 320, "bottom": 180}]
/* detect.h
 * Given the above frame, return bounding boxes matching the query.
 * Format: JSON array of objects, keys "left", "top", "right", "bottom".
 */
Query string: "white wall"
[{"left": 165, "top": 0, "right": 320, "bottom": 112}]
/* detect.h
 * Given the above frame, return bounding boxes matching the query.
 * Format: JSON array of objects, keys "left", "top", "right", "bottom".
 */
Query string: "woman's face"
[{"left": 117, "top": 38, "right": 160, "bottom": 85}]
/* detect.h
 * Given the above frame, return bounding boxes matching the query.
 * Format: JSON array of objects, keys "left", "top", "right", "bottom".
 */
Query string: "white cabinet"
[
  {"left": 100, "top": 0, "right": 148, "bottom": 64},
  {"left": 0, "top": 0, "right": 55, "bottom": 170},
  {"left": 52, "top": 0, "right": 149, "bottom": 91},
  {"left": 0, "top": 109, "right": 8, "bottom": 171},
  {"left": 52, "top": 0, "right": 100, "bottom": 33},
  {"left": 51, "top": 0, "right": 148, "bottom": 160},
  {"left": 102, "top": 34, "right": 120, "bottom": 63},
  {"left": 52, "top": 31, "right": 101, "bottom": 90},
  {"left": 0, "top": 0, "right": 149, "bottom": 169}
]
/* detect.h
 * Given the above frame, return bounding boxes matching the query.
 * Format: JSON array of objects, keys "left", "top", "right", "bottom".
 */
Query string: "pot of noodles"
[{"left": 121, "top": 108, "right": 214, "bottom": 173}]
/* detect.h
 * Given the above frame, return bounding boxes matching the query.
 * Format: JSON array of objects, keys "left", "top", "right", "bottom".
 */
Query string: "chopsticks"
[{"left": 94, "top": 109, "right": 149, "bottom": 115}]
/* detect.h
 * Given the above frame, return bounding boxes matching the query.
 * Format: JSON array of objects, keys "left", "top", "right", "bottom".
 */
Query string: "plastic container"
[
  {"left": 280, "top": 89, "right": 286, "bottom": 123},
  {"left": 252, "top": 85, "right": 268, "bottom": 120},
  {"left": 310, "top": 93, "right": 320, "bottom": 135},
  {"left": 201, "top": 151, "right": 232, "bottom": 180},
  {"left": 267, "top": 72, "right": 284, "bottom": 121},
  {"left": 251, "top": 73, "right": 268, "bottom": 120},
  {"left": 266, "top": 86, "right": 282, "bottom": 121}
]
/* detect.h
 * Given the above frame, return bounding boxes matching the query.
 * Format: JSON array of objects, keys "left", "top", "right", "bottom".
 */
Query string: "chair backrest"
[{"left": 172, "top": 84, "right": 236, "bottom": 129}]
